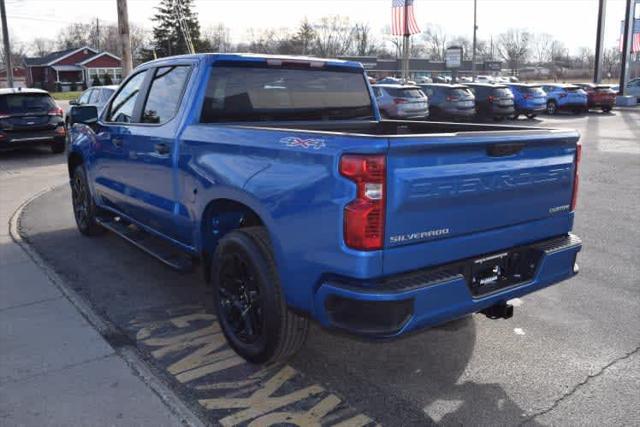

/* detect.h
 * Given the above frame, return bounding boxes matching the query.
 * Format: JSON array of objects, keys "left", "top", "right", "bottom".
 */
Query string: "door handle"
[
  {"left": 154, "top": 143, "right": 170, "bottom": 155},
  {"left": 112, "top": 137, "right": 123, "bottom": 147}
]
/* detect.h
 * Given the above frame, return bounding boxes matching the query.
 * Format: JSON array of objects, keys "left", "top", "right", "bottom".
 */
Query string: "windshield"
[
  {"left": 201, "top": 64, "right": 374, "bottom": 122},
  {"left": 383, "top": 88, "right": 424, "bottom": 98},
  {"left": 0, "top": 93, "right": 55, "bottom": 115}
]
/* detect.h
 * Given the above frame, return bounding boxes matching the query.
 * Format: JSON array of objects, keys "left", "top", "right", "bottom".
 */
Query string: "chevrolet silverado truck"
[{"left": 67, "top": 54, "right": 582, "bottom": 364}]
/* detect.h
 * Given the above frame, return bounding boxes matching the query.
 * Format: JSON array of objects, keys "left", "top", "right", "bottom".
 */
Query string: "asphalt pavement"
[{"left": 3, "top": 109, "right": 640, "bottom": 426}]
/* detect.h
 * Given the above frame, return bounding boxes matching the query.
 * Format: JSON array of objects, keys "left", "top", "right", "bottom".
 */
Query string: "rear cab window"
[
  {"left": 493, "top": 87, "right": 513, "bottom": 98},
  {"left": 448, "top": 88, "right": 473, "bottom": 98},
  {"left": 0, "top": 93, "right": 55, "bottom": 116},
  {"left": 201, "top": 63, "right": 374, "bottom": 122},
  {"left": 383, "top": 88, "right": 424, "bottom": 98}
]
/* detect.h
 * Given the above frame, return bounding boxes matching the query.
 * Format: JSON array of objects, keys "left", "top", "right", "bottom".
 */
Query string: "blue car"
[
  {"left": 542, "top": 84, "right": 588, "bottom": 115},
  {"left": 507, "top": 84, "right": 547, "bottom": 119}
]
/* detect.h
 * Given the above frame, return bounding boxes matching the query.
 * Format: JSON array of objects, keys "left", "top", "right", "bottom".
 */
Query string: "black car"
[
  {"left": 419, "top": 84, "right": 476, "bottom": 120},
  {"left": 464, "top": 83, "right": 515, "bottom": 120},
  {"left": 0, "top": 88, "right": 65, "bottom": 153},
  {"left": 67, "top": 85, "right": 118, "bottom": 127}
]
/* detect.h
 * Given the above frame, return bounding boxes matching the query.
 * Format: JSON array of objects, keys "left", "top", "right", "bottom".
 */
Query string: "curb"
[{"left": 9, "top": 183, "right": 207, "bottom": 427}]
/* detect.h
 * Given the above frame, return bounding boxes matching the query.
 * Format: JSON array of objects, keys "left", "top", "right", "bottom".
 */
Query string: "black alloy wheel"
[{"left": 71, "top": 166, "right": 105, "bottom": 236}]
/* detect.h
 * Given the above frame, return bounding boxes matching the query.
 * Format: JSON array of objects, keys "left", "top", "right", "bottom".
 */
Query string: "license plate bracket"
[{"left": 468, "top": 249, "right": 540, "bottom": 296}]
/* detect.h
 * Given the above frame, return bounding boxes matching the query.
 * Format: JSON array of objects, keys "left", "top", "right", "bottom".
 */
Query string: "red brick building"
[
  {"left": 0, "top": 66, "right": 27, "bottom": 88},
  {"left": 23, "top": 46, "right": 122, "bottom": 91}
]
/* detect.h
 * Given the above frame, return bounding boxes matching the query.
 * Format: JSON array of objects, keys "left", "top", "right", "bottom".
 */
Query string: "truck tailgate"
[{"left": 385, "top": 130, "right": 579, "bottom": 252}]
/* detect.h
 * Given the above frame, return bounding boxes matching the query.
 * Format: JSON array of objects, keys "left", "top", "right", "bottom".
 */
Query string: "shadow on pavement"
[{"left": 18, "top": 185, "right": 540, "bottom": 426}]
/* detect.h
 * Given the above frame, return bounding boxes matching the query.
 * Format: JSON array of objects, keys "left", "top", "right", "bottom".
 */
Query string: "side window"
[
  {"left": 88, "top": 89, "right": 101, "bottom": 104},
  {"left": 78, "top": 89, "right": 92, "bottom": 104},
  {"left": 107, "top": 71, "right": 147, "bottom": 123},
  {"left": 100, "top": 89, "right": 114, "bottom": 103},
  {"left": 141, "top": 66, "right": 190, "bottom": 124}
]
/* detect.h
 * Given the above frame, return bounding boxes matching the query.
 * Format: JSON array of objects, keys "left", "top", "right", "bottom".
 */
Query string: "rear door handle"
[{"left": 154, "top": 143, "right": 170, "bottom": 155}]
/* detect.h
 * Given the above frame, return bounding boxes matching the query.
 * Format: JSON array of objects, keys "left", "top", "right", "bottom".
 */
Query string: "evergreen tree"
[{"left": 151, "top": 0, "right": 207, "bottom": 57}]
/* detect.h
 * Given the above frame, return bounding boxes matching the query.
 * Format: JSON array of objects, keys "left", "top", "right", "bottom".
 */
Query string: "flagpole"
[{"left": 402, "top": 1, "right": 410, "bottom": 82}]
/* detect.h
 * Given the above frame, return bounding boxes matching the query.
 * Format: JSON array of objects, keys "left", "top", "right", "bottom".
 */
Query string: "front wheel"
[
  {"left": 71, "top": 166, "right": 105, "bottom": 236},
  {"left": 212, "top": 227, "right": 309, "bottom": 364},
  {"left": 546, "top": 100, "right": 558, "bottom": 115}
]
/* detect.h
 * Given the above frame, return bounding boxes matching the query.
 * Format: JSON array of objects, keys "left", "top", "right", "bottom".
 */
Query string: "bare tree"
[
  {"left": 450, "top": 35, "right": 472, "bottom": 60},
  {"left": 352, "top": 23, "right": 377, "bottom": 56},
  {"left": 576, "top": 46, "right": 594, "bottom": 69},
  {"left": 532, "top": 33, "right": 553, "bottom": 64},
  {"left": 205, "top": 23, "right": 232, "bottom": 53},
  {"left": 30, "top": 38, "right": 55, "bottom": 57},
  {"left": 313, "top": 15, "right": 354, "bottom": 58},
  {"left": 602, "top": 46, "right": 621, "bottom": 79},
  {"left": 497, "top": 28, "right": 531, "bottom": 73},
  {"left": 421, "top": 24, "right": 447, "bottom": 61}
]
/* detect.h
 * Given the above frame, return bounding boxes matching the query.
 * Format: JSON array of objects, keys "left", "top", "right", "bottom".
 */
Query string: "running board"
[{"left": 96, "top": 217, "right": 194, "bottom": 272}]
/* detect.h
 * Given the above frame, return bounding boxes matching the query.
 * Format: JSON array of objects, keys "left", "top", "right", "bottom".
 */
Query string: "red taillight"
[
  {"left": 48, "top": 106, "right": 64, "bottom": 117},
  {"left": 393, "top": 98, "right": 408, "bottom": 105},
  {"left": 446, "top": 96, "right": 459, "bottom": 102},
  {"left": 340, "top": 154, "right": 386, "bottom": 251},
  {"left": 488, "top": 95, "right": 495, "bottom": 103},
  {"left": 523, "top": 94, "right": 532, "bottom": 99},
  {"left": 571, "top": 142, "right": 581, "bottom": 211},
  {"left": 55, "top": 126, "right": 66, "bottom": 136}
]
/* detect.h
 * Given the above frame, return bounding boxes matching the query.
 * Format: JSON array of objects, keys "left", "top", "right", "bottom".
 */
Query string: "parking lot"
[{"left": 1, "top": 109, "right": 639, "bottom": 426}]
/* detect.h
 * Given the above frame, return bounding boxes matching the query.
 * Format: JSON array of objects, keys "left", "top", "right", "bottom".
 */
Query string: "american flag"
[
  {"left": 619, "top": 19, "right": 640, "bottom": 53},
  {"left": 391, "top": 0, "right": 420, "bottom": 36}
]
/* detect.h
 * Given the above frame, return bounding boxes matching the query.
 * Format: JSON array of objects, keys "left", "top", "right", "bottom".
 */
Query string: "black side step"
[{"left": 96, "top": 217, "right": 194, "bottom": 272}]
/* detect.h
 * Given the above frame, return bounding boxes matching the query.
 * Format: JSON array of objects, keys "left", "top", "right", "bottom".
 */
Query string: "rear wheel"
[
  {"left": 212, "top": 226, "right": 309, "bottom": 364},
  {"left": 546, "top": 100, "right": 558, "bottom": 115},
  {"left": 71, "top": 166, "right": 105, "bottom": 236},
  {"left": 50, "top": 141, "right": 65, "bottom": 154}
]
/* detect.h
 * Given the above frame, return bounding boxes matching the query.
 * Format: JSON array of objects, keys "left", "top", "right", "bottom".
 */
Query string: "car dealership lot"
[{"left": 2, "top": 109, "right": 639, "bottom": 426}]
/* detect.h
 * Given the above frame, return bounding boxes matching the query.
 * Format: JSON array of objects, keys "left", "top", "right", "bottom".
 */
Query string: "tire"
[
  {"left": 546, "top": 100, "right": 558, "bottom": 115},
  {"left": 51, "top": 141, "right": 65, "bottom": 154},
  {"left": 70, "top": 165, "right": 105, "bottom": 236},
  {"left": 525, "top": 113, "right": 537, "bottom": 119},
  {"left": 212, "top": 226, "right": 309, "bottom": 364},
  {"left": 602, "top": 106, "right": 612, "bottom": 113}
]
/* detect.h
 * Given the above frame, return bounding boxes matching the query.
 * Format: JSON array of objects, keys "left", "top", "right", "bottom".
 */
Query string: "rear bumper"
[
  {"left": 0, "top": 129, "right": 64, "bottom": 151},
  {"left": 313, "top": 234, "right": 581, "bottom": 336}
]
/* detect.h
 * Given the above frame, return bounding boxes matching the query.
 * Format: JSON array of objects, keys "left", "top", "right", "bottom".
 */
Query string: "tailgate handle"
[{"left": 487, "top": 143, "right": 525, "bottom": 157}]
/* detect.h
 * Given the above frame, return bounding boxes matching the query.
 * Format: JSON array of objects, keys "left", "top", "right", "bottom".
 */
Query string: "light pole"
[
  {"left": 471, "top": 0, "right": 477, "bottom": 81},
  {"left": 0, "top": 0, "right": 14, "bottom": 88},
  {"left": 593, "top": 0, "right": 606, "bottom": 83}
]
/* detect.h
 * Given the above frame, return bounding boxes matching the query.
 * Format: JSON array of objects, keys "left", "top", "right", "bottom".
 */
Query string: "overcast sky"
[{"left": 3, "top": 0, "right": 631, "bottom": 54}]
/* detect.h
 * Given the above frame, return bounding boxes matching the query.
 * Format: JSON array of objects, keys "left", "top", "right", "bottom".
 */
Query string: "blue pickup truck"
[{"left": 67, "top": 54, "right": 582, "bottom": 364}]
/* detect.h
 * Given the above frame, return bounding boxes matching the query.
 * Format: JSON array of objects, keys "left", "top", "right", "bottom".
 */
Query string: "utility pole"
[
  {"left": 471, "top": 0, "right": 478, "bottom": 81},
  {"left": 116, "top": 0, "right": 133, "bottom": 76},
  {"left": 593, "top": 0, "right": 606, "bottom": 83},
  {"left": 0, "top": 0, "right": 14, "bottom": 88},
  {"left": 96, "top": 17, "right": 100, "bottom": 50}
]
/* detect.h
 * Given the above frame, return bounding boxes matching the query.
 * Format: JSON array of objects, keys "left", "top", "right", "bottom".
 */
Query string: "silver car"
[{"left": 372, "top": 84, "right": 429, "bottom": 119}]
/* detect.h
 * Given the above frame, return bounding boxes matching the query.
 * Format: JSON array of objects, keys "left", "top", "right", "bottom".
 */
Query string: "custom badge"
[{"left": 279, "top": 136, "right": 326, "bottom": 150}]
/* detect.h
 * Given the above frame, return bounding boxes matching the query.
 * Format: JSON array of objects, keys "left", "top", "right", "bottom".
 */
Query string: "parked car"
[
  {"left": 419, "top": 83, "right": 476, "bottom": 119},
  {"left": 465, "top": 83, "right": 515, "bottom": 120},
  {"left": 67, "top": 53, "right": 582, "bottom": 364},
  {"left": 622, "top": 77, "right": 640, "bottom": 101},
  {"left": 433, "top": 75, "right": 451, "bottom": 83},
  {"left": 376, "top": 77, "right": 401, "bottom": 84},
  {"left": 67, "top": 85, "right": 118, "bottom": 127},
  {"left": 507, "top": 83, "right": 547, "bottom": 119},
  {"left": 416, "top": 76, "right": 433, "bottom": 84},
  {"left": 541, "top": 84, "right": 588, "bottom": 115},
  {"left": 0, "top": 88, "right": 65, "bottom": 153},
  {"left": 373, "top": 84, "right": 429, "bottom": 119},
  {"left": 475, "top": 75, "right": 494, "bottom": 83},
  {"left": 573, "top": 83, "right": 616, "bottom": 112}
]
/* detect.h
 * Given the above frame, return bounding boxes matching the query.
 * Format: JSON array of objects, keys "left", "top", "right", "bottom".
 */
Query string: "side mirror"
[
  {"left": 70, "top": 105, "right": 99, "bottom": 125},
  {"left": 69, "top": 99, "right": 80, "bottom": 106}
]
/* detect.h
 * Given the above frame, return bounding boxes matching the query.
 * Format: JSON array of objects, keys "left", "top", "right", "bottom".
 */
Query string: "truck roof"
[{"left": 138, "top": 53, "right": 364, "bottom": 71}]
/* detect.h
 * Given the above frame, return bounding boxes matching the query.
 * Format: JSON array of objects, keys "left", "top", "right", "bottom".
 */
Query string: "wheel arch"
[
  {"left": 67, "top": 149, "right": 84, "bottom": 178},
  {"left": 199, "top": 197, "right": 270, "bottom": 282}
]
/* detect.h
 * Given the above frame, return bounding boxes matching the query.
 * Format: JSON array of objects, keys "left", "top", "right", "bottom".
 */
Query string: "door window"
[
  {"left": 106, "top": 71, "right": 147, "bottom": 123},
  {"left": 141, "top": 66, "right": 190, "bottom": 124}
]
